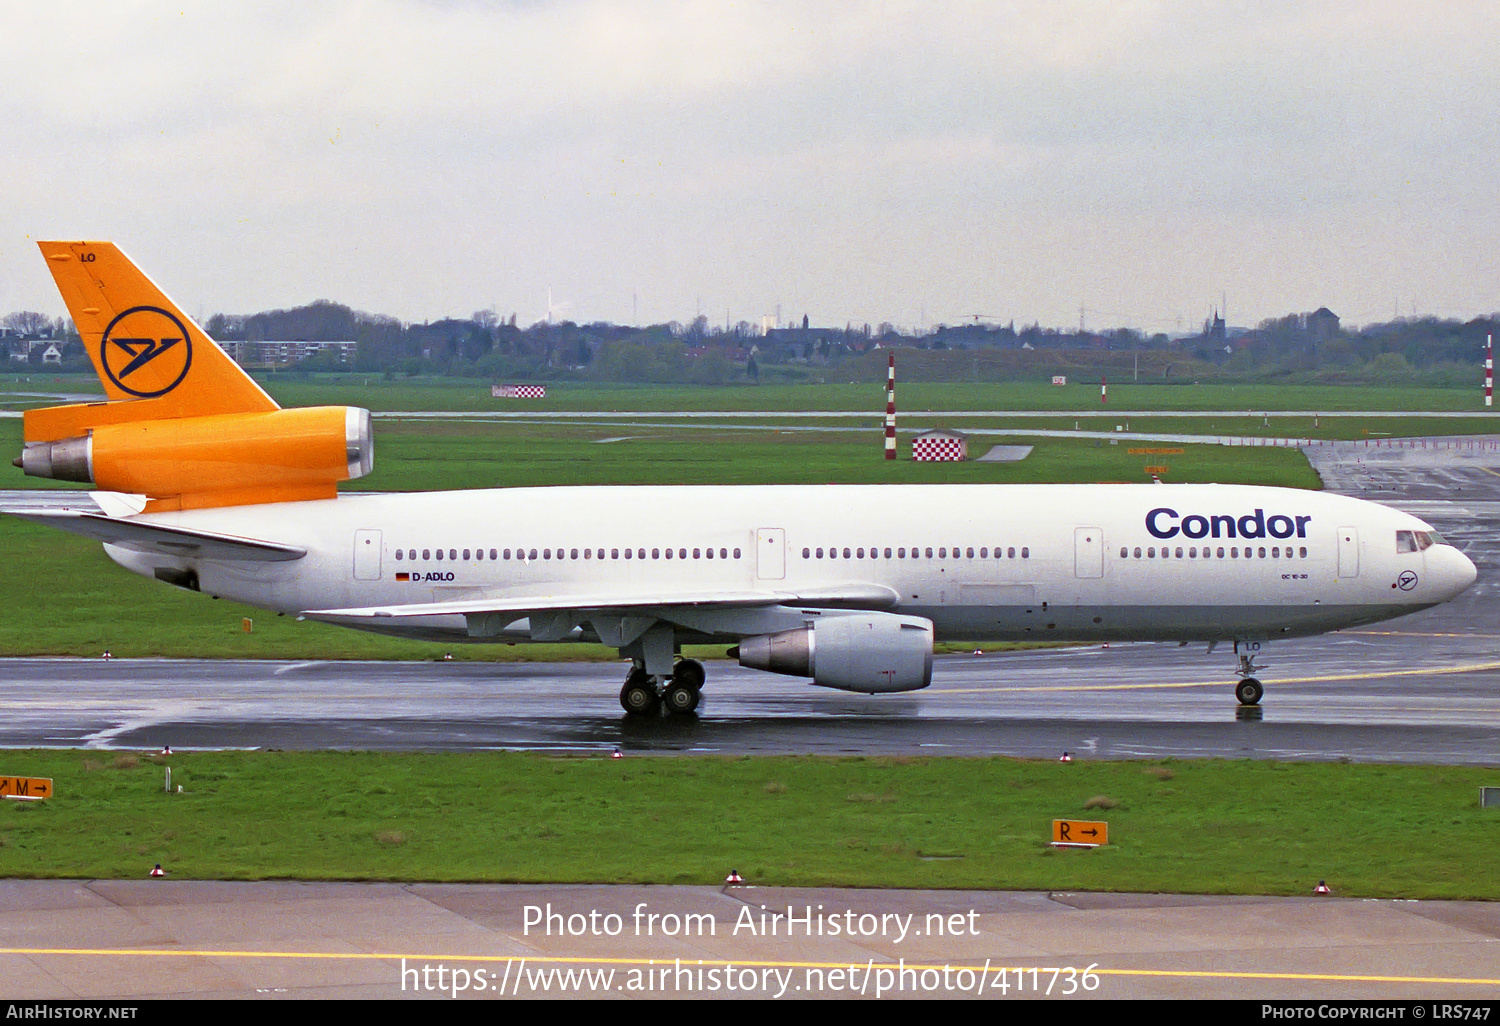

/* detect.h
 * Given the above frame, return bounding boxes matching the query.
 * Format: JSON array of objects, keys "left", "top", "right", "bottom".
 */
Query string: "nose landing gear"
[{"left": 1233, "top": 641, "right": 1266, "bottom": 706}]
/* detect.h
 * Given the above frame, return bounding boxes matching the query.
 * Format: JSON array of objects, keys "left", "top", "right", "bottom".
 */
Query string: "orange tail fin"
[{"left": 37, "top": 241, "right": 278, "bottom": 420}]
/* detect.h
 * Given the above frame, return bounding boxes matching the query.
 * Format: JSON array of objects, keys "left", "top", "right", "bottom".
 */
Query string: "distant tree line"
[{"left": 5, "top": 301, "right": 1499, "bottom": 387}]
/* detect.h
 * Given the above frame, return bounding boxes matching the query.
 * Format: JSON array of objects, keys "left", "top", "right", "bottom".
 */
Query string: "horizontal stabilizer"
[
  {"left": 5, "top": 509, "right": 306, "bottom": 562},
  {"left": 303, "top": 582, "right": 899, "bottom": 621}
]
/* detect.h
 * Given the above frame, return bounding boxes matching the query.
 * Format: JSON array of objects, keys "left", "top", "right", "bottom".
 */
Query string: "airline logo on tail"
[{"left": 101, "top": 306, "right": 193, "bottom": 397}]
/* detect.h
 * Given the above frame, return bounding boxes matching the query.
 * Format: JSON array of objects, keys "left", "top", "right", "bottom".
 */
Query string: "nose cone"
[{"left": 1435, "top": 545, "right": 1478, "bottom": 601}]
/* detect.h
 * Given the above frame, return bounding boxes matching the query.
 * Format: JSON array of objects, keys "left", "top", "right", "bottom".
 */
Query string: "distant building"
[
  {"left": 1306, "top": 308, "right": 1340, "bottom": 340},
  {"left": 221, "top": 340, "right": 356, "bottom": 368}
]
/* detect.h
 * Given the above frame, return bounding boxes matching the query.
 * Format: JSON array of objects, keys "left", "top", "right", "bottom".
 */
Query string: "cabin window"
[
  {"left": 395, "top": 550, "right": 403, "bottom": 561},
  {"left": 1007, "top": 547, "right": 1016, "bottom": 558},
  {"left": 884, "top": 548, "right": 892, "bottom": 558},
  {"left": 733, "top": 548, "right": 741, "bottom": 559},
  {"left": 435, "top": 549, "right": 444, "bottom": 561}
]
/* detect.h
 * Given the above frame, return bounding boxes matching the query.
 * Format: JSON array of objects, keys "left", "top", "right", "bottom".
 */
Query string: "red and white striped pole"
[
  {"left": 1100, "top": 373, "right": 1107, "bottom": 405},
  {"left": 1486, "top": 334, "right": 1493, "bottom": 408},
  {"left": 884, "top": 353, "right": 897, "bottom": 459}
]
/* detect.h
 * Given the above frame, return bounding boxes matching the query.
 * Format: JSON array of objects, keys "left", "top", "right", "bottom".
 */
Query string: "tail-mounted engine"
[{"left": 16, "top": 405, "right": 372, "bottom": 510}]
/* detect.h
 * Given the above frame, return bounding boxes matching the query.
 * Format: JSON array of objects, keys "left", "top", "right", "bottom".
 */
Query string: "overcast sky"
[{"left": 3, "top": 1, "right": 1498, "bottom": 333}]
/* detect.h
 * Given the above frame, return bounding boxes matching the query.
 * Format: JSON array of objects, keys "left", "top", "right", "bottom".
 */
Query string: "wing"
[
  {"left": 6, "top": 509, "right": 306, "bottom": 562},
  {"left": 302, "top": 583, "right": 898, "bottom": 621},
  {"left": 302, "top": 583, "right": 900, "bottom": 643}
]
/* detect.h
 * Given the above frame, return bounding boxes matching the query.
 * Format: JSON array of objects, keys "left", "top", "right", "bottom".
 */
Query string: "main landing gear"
[
  {"left": 1233, "top": 641, "right": 1266, "bottom": 706},
  {"left": 620, "top": 658, "right": 705, "bottom": 716}
]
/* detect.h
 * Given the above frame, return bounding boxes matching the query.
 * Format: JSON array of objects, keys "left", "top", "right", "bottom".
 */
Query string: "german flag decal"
[{"left": 395, "top": 573, "right": 410, "bottom": 582}]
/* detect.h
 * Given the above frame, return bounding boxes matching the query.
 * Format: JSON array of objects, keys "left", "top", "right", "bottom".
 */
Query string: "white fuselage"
[{"left": 103, "top": 482, "right": 1477, "bottom": 647}]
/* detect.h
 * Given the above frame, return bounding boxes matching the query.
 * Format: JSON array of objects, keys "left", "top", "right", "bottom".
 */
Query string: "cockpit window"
[{"left": 1400, "top": 530, "right": 1444, "bottom": 551}]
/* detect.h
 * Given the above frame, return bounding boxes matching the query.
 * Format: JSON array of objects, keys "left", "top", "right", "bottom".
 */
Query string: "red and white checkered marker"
[
  {"left": 912, "top": 436, "right": 965, "bottom": 461},
  {"left": 492, "top": 384, "right": 547, "bottom": 398}
]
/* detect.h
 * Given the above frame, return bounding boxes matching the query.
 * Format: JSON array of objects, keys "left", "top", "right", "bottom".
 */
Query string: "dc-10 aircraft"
[{"left": 9, "top": 242, "right": 1478, "bottom": 715}]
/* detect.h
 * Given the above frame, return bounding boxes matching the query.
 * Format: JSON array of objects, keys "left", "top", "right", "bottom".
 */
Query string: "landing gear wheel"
[
  {"left": 672, "top": 658, "right": 706, "bottom": 691},
  {"left": 662, "top": 682, "right": 701, "bottom": 715},
  {"left": 1235, "top": 677, "right": 1264, "bottom": 706},
  {"left": 620, "top": 671, "right": 660, "bottom": 716}
]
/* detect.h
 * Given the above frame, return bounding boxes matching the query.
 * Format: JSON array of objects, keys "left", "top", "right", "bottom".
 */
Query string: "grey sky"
[{"left": 3, "top": 1, "right": 1497, "bottom": 332}]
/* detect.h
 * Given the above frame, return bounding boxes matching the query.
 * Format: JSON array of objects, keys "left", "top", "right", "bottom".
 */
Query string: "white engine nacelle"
[{"left": 736, "top": 613, "right": 934, "bottom": 693}]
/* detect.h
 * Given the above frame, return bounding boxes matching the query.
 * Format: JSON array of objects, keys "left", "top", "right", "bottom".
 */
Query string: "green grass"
[{"left": 0, "top": 751, "right": 1494, "bottom": 897}]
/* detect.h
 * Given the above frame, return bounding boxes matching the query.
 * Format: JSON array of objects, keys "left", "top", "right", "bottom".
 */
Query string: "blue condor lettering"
[{"left": 1146, "top": 507, "right": 1311, "bottom": 541}]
